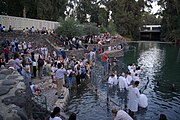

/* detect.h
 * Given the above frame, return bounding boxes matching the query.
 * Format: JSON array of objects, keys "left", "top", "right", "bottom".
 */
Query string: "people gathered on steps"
[{"left": 0, "top": 29, "right": 165, "bottom": 119}]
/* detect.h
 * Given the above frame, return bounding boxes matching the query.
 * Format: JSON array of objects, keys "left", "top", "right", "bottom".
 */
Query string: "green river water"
[{"left": 66, "top": 42, "right": 180, "bottom": 120}]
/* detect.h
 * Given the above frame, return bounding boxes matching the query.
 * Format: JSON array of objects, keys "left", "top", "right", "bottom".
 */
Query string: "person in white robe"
[
  {"left": 118, "top": 73, "right": 128, "bottom": 91},
  {"left": 138, "top": 94, "right": 148, "bottom": 108},
  {"left": 128, "top": 64, "right": 132, "bottom": 71},
  {"left": 108, "top": 74, "right": 114, "bottom": 88},
  {"left": 113, "top": 71, "right": 118, "bottom": 86},
  {"left": 126, "top": 72, "right": 133, "bottom": 85},
  {"left": 127, "top": 81, "right": 140, "bottom": 116},
  {"left": 112, "top": 108, "right": 133, "bottom": 120},
  {"left": 133, "top": 73, "right": 140, "bottom": 82}
]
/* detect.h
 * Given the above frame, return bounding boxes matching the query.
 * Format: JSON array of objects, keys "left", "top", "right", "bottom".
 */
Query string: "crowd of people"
[
  {"left": 0, "top": 32, "right": 97, "bottom": 120},
  {"left": 0, "top": 24, "right": 13, "bottom": 32},
  {"left": 0, "top": 26, "right": 169, "bottom": 120},
  {"left": 108, "top": 63, "right": 148, "bottom": 118}
]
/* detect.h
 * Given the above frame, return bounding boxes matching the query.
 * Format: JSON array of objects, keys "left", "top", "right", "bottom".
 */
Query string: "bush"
[
  {"left": 82, "top": 23, "right": 99, "bottom": 36},
  {"left": 55, "top": 17, "right": 84, "bottom": 38}
]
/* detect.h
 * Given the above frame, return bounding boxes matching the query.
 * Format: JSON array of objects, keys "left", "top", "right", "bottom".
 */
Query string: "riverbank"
[{"left": 126, "top": 40, "right": 174, "bottom": 44}]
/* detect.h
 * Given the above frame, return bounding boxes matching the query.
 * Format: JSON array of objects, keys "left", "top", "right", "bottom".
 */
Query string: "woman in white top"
[{"left": 49, "top": 107, "right": 62, "bottom": 120}]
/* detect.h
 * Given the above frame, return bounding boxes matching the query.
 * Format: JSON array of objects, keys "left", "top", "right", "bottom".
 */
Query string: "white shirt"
[
  {"left": 32, "top": 61, "right": 37, "bottom": 66},
  {"left": 118, "top": 76, "right": 128, "bottom": 90},
  {"left": 89, "top": 51, "right": 95, "bottom": 60},
  {"left": 113, "top": 75, "right": 118, "bottom": 85},
  {"left": 72, "top": 37, "right": 76, "bottom": 42},
  {"left": 128, "top": 65, "right": 131, "bottom": 71},
  {"left": 127, "top": 85, "right": 140, "bottom": 112},
  {"left": 133, "top": 76, "right": 140, "bottom": 82},
  {"left": 138, "top": 94, "right": 148, "bottom": 108},
  {"left": 126, "top": 75, "right": 132, "bottom": 85},
  {"left": 108, "top": 46, "right": 111, "bottom": 51},
  {"left": 53, "top": 51, "right": 57, "bottom": 57},
  {"left": 108, "top": 76, "right": 114, "bottom": 85},
  {"left": 23, "top": 43, "right": 27, "bottom": 49},
  {"left": 49, "top": 117, "right": 62, "bottom": 120},
  {"left": 67, "top": 69, "right": 73, "bottom": 77},
  {"left": 114, "top": 110, "right": 133, "bottom": 120}
]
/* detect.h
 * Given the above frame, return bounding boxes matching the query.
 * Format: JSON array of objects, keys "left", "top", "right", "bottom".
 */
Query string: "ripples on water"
[{"left": 66, "top": 42, "right": 180, "bottom": 120}]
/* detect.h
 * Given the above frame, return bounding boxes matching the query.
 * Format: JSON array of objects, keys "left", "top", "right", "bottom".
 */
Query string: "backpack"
[
  {"left": 69, "top": 72, "right": 73, "bottom": 77},
  {"left": 38, "top": 59, "right": 44, "bottom": 66}
]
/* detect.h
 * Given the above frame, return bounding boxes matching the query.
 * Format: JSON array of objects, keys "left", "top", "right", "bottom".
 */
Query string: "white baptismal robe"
[
  {"left": 108, "top": 76, "right": 114, "bottom": 86},
  {"left": 113, "top": 75, "right": 118, "bottom": 85},
  {"left": 138, "top": 94, "right": 148, "bottom": 108},
  {"left": 127, "top": 85, "right": 140, "bottom": 112},
  {"left": 114, "top": 110, "right": 133, "bottom": 120},
  {"left": 118, "top": 76, "right": 128, "bottom": 90},
  {"left": 126, "top": 75, "right": 132, "bottom": 85}
]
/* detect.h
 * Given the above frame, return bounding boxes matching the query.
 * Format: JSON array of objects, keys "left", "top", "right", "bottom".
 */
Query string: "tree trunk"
[{"left": 23, "top": 6, "right": 26, "bottom": 18}]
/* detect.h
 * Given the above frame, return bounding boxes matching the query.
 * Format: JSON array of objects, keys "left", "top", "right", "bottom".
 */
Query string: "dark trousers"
[
  {"left": 4, "top": 54, "right": 8, "bottom": 63},
  {"left": 76, "top": 75, "right": 81, "bottom": 85},
  {"left": 0, "top": 62, "right": 5, "bottom": 68},
  {"left": 33, "top": 66, "right": 37, "bottom": 77}
]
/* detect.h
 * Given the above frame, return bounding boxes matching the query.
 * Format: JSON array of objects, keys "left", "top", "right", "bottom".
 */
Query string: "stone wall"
[
  {"left": 0, "top": 68, "right": 29, "bottom": 120},
  {"left": 65, "top": 49, "right": 85, "bottom": 59},
  {"left": 0, "top": 15, "right": 59, "bottom": 30}
]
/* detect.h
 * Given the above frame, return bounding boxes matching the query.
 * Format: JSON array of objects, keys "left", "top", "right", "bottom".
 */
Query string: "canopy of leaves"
[
  {"left": 82, "top": 23, "right": 99, "bottom": 36},
  {"left": 1, "top": 0, "right": 68, "bottom": 21},
  {"left": 56, "top": 17, "right": 100, "bottom": 37},
  {"left": 142, "top": 12, "right": 162, "bottom": 25},
  {"left": 158, "top": 0, "right": 180, "bottom": 41},
  {"left": 55, "top": 17, "right": 83, "bottom": 38},
  {"left": 107, "top": 0, "right": 145, "bottom": 39}
]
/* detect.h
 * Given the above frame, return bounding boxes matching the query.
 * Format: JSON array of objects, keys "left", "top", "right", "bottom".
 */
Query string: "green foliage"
[
  {"left": 107, "top": 21, "right": 117, "bottom": 35},
  {"left": 82, "top": 23, "right": 99, "bottom": 36},
  {"left": 76, "top": 0, "right": 108, "bottom": 26},
  {"left": 142, "top": 12, "right": 162, "bottom": 25},
  {"left": 0, "top": 0, "right": 7, "bottom": 15},
  {"left": 158, "top": 0, "right": 180, "bottom": 41},
  {"left": 1, "top": 0, "right": 68, "bottom": 21},
  {"left": 107, "top": 0, "right": 145, "bottom": 39},
  {"left": 56, "top": 17, "right": 83, "bottom": 38},
  {"left": 99, "top": 26, "right": 107, "bottom": 33},
  {"left": 56, "top": 18, "right": 100, "bottom": 37}
]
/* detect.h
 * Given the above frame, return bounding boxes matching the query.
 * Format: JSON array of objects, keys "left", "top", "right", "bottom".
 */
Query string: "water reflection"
[
  {"left": 66, "top": 42, "right": 180, "bottom": 120},
  {"left": 123, "top": 42, "right": 180, "bottom": 120}
]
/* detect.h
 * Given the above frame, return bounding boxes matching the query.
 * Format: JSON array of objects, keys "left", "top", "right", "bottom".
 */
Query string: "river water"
[{"left": 65, "top": 42, "right": 180, "bottom": 120}]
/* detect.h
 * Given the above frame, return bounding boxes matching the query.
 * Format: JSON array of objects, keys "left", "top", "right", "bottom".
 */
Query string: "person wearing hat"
[{"left": 112, "top": 108, "right": 133, "bottom": 120}]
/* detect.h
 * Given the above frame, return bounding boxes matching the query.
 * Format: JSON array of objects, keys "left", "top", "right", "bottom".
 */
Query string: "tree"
[
  {"left": 142, "top": 12, "right": 162, "bottom": 25},
  {"left": 55, "top": 17, "right": 84, "bottom": 38},
  {"left": 107, "top": 21, "right": 117, "bottom": 35},
  {"left": 83, "top": 23, "right": 99, "bottom": 35},
  {"left": 107, "top": 0, "right": 145, "bottom": 39},
  {"left": 3, "top": 0, "right": 68, "bottom": 21},
  {"left": 0, "top": 0, "right": 7, "bottom": 15},
  {"left": 158, "top": 0, "right": 180, "bottom": 41},
  {"left": 75, "top": 0, "right": 108, "bottom": 26}
]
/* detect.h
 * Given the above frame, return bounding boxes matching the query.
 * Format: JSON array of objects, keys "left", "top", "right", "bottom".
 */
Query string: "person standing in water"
[
  {"left": 49, "top": 107, "right": 62, "bottom": 120},
  {"left": 112, "top": 108, "right": 133, "bottom": 120},
  {"left": 127, "top": 81, "right": 140, "bottom": 116}
]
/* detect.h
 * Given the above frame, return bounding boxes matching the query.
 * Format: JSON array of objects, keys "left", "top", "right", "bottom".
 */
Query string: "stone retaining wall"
[
  {"left": 0, "top": 15, "right": 59, "bottom": 30},
  {"left": 65, "top": 49, "right": 85, "bottom": 59}
]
